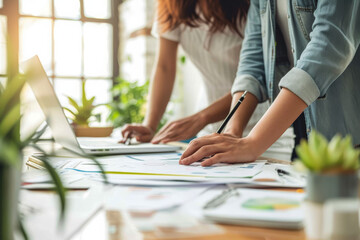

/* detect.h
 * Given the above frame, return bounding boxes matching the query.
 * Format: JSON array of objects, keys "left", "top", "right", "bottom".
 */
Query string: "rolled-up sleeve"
[
  {"left": 279, "top": 0, "right": 360, "bottom": 106},
  {"left": 231, "top": 0, "right": 268, "bottom": 103}
]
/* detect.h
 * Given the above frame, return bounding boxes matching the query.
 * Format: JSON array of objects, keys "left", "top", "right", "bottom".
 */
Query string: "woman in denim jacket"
[{"left": 180, "top": 0, "right": 360, "bottom": 166}]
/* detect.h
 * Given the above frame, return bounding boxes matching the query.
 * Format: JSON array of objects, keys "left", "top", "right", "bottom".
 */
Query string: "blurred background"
[{"left": 0, "top": 0, "right": 203, "bottom": 136}]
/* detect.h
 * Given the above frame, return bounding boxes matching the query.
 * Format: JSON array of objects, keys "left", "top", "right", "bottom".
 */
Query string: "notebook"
[{"left": 203, "top": 188, "right": 305, "bottom": 229}]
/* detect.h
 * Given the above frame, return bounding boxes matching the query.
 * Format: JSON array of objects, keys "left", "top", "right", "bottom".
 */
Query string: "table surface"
[
  {"left": 23, "top": 143, "right": 306, "bottom": 240},
  {"left": 72, "top": 208, "right": 306, "bottom": 240}
]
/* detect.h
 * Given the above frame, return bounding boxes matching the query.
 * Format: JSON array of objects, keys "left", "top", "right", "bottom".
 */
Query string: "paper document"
[
  {"left": 203, "top": 188, "right": 305, "bottom": 229},
  {"left": 107, "top": 186, "right": 208, "bottom": 213},
  {"left": 73, "top": 153, "right": 266, "bottom": 179}
]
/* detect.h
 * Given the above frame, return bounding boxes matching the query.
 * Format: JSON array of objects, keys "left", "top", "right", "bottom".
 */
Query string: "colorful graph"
[{"left": 242, "top": 198, "right": 300, "bottom": 211}]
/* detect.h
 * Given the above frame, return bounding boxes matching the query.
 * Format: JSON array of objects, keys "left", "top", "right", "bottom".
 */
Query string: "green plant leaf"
[
  {"left": 66, "top": 96, "right": 80, "bottom": 112},
  {"left": 0, "top": 75, "right": 26, "bottom": 117},
  {"left": 327, "top": 134, "right": 343, "bottom": 166},
  {"left": 18, "top": 215, "right": 29, "bottom": 240},
  {"left": 0, "top": 102, "right": 21, "bottom": 138},
  {"left": 63, "top": 107, "right": 77, "bottom": 119},
  {"left": 296, "top": 139, "right": 314, "bottom": 170},
  {"left": 21, "top": 122, "right": 48, "bottom": 148},
  {"left": 41, "top": 158, "right": 67, "bottom": 223},
  {"left": 29, "top": 144, "right": 67, "bottom": 223},
  {"left": 296, "top": 131, "right": 360, "bottom": 172},
  {"left": 60, "top": 147, "right": 108, "bottom": 183}
]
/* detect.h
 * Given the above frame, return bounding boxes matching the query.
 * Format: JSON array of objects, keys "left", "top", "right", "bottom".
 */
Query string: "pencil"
[{"left": 216, "top": 91, "right": 248, "bottom": 134}]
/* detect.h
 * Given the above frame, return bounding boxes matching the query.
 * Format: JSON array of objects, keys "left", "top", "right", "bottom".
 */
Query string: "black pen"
[{"left": 217, "top": 91, "right": 248, "bottom": 134}]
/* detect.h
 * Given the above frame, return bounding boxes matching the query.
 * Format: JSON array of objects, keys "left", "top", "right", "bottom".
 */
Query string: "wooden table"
[
  {"left": 72, "top": 199, "right": 306, "bottom": 240},
  {"left": 144, "top": 225, "right": 305, "bottom": 240}
]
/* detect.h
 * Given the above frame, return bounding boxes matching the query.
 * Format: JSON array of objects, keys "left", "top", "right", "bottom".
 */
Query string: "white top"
[{"left": 152, "top": 18, "right": 295, "bottom": 161}]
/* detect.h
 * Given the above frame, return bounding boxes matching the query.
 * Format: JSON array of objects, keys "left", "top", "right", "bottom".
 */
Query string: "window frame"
[{"left": 0, "top": 0, "right": 120, "bottom": 84}]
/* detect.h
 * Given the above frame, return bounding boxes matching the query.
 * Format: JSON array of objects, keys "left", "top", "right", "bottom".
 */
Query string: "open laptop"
[{"left": 21, "top": 56, "right": 180, "bottom": 155}]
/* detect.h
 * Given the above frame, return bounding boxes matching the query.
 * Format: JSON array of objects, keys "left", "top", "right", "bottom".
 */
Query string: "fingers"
[
  {"left": 119, "top": 130, "right": 132, "bottom": 144},
  {"left": 152, "top": 120, "right": 199, "bottom": 144},
  {"left": 201, "top": 153, "right": 227, "bottom": 166},
  {"left": 180, "top": 134, "right": 220, "bottom": 160},
  {"left": 135, "top": 134, "right": 153, "bottom": 142},
  {"left": 179, "top": 144, "right": 223, "bottom": 165},
  {"left": 152, "top": 122, "right": 178, "bottom": 143},
  {"left": 179, "top": 135, "right": 224, "bottom": 165},
  {"left": 120, "top": 124, "right": 154, "bottom": 143}
]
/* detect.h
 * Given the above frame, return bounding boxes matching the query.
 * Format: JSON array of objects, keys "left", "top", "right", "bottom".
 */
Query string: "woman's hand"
[
  {"left": 179, "top": 133, "right": 260, "bottom": 166},
  {"left": 120, "top": 124, "right": 155, "bottom": 143},
  {"left": 151, "top": 114, "right": 206, "bottom": 144}
]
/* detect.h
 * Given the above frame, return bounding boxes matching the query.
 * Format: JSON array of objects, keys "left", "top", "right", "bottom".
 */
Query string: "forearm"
[
  {"left": 143, "top": 38, "right": 178, "bottom": 131},
  {"left": 144, "top": 65, "right": 175, "bottom": 131},
  {"left": 224, "top": 91, "right": 258, "bottom": 137},
  {"left": 248, "top": 88, "right": 307, "bottom": 157},
  {"left": 194, "top": 92, "right": 233, "bottom": 128}
]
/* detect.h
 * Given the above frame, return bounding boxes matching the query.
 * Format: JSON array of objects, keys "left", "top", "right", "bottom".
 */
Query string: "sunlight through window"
[
  {"left": 84, "top": 22, "right": 112, "bottom": 77},
  {"left": 2, "top": 0, "right": 118, "bottom": 127},
  {"left": 54, "top": 20, "right": 82, "bottom": 76},
  {"left": 19, "top": 18, "right": 52, "bottom": 74},
  {"left": 84, "top": 0, "right": 111, "bottom": 19},
  {"left": 54, "top": 0, "right": 81, "bottom": 19},
  {"left": 54, "top": 78, "right": 82, "bottom": 106},
  {"left": 20, "top": 0, "right": 52, "bottom": 17},
  {"left": 0, "top": 16, "right": 6, "bottom": 75}
]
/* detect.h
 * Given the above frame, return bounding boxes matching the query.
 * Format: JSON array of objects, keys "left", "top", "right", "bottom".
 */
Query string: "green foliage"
[
  {"left": 180, "top": 55, "right": 186, "bottom": 64},
  {"left": 296, "top": 131, "right": 360, "bottom": 172},
  {"left": 107, "top": 77, "right": 149, "bottom": 128},
  {"left": 107, "top": 77, "right": 171, "bottom": 130},
  {"left": 0, "top": 75, "right": 67, "bottom": 225},
  {"left": 63, "top": 80, "right": 101, "bottom": 126},
  {"left": 0, "top": 75, "right": 106, "bottom": 239}
]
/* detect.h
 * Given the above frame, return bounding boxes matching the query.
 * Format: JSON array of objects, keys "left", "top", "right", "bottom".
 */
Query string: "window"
[{"left": 1, "top": 0, "right": 120, "bottom": 124}]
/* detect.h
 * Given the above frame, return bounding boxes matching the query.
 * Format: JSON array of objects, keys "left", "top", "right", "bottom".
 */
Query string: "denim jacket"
[{"left": 232, "top": 0, "right": 360, "bottom": 144}]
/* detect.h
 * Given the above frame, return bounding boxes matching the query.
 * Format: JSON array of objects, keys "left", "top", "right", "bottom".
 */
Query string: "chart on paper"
[{"left": 71, "top": 152, "right": 266, "bottom": 178}]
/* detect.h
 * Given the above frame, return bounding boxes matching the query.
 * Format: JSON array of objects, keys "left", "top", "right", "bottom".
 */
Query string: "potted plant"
[
  {"left": 107, "top": 77, "right": 170, "bottom": 130},
  {"left": 295, "top": 131, "right": 360, "bottom": 239},
  {"left": 1, "top": 73, "right": 107, "bottom": 239},
  {"left": 0, "top": 75, "right": 66, "bottom": 240},
  {"left": 63, "top": 80, "right": 113, "bottom": 137}
]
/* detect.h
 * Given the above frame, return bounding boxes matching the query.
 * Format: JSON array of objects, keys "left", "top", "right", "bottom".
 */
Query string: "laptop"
[{"left": 21, "top": 56, "right": 180, "bottom": 155}]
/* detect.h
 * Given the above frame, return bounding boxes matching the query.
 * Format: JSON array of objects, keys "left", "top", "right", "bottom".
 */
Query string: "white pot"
[{"left": 303, "top": 200, "right": 324, "bottom": 240}]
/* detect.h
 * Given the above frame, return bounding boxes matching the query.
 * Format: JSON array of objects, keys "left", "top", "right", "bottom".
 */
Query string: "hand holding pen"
[
  {"left": 119, "top": 124, "right": 155, "bottom": 144},
  {"left": 180, "top": 91, "right": 259, "bottom": 166}
]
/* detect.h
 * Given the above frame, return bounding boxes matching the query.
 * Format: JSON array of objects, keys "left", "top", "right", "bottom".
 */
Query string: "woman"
[
  {"left": 122, "top": 0, "right": 294, "bottom": 160},
  {"left": 180, "top": 0, "right": 360, "bottom": 166}
]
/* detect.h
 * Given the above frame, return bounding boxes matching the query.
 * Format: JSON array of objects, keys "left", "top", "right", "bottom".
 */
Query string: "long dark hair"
[{"left": 157, "top": 0, "right": 250, "bottom": 37}]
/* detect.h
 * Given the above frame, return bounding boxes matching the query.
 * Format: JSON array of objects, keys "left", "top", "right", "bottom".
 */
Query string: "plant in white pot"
[
  {"left": 295, "top": 131, "right": 360, "bottom": 239},
  {"left": 63, "top": 80, "right": 113, "bottom": 137}
]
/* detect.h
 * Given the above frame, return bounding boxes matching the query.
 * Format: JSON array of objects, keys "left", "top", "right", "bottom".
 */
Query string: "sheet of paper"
[
  {"left": 73, "top": 153, "right": 266, "bottom": 179},
  {"left": 20, "top": 186, "right": 105, "bottom": 240},
  {"left": 106, "top": 186, "right": 209, "bottom": 212},
  {"left": 203, "top": 188, "right": 305, "bottom": 229},
  {"left": 89, "top": 174, "right": 258, "bottom": 187}
]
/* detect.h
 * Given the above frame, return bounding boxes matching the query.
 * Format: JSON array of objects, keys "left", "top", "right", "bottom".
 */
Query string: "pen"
[
  {"left": 122, "top": 131, "right": 132, "bottom": 145},
  {"left": 203, "top": 187, "right": 239, "bottom": 209},
  {"left": 276, "top": 168, "right": 305, "bottom": 179},
  {"left": 217, "top": 91, "right": 248, "bottom": 133},
  {"left": 124, "top": 137, "right": 131, "bottom": 145}
]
